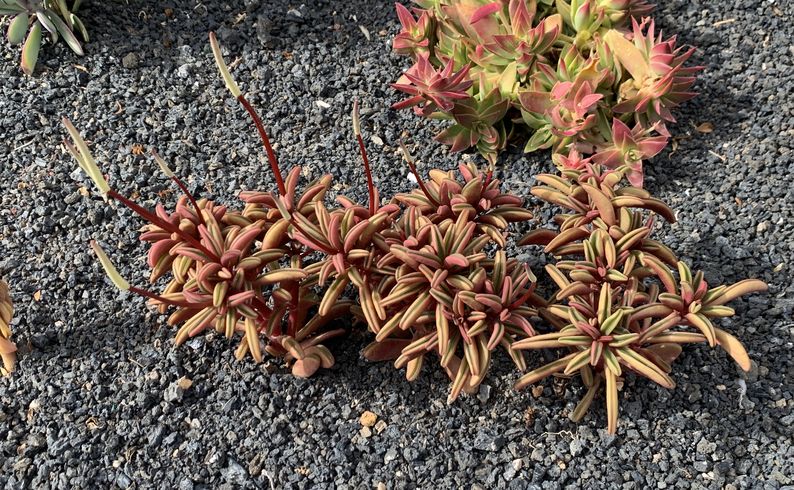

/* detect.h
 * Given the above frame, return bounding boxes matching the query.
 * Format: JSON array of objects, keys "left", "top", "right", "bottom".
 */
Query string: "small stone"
[
  {"left": 569, "top": 437, "right": 583, "bottom": 456},
  {"left": 177, "top": 377, "right": 193, "bottom": 390},
  {"left": 473, "top": 430, "right": 505, "bottom": 452},
  {"left": 164, "top": 381, "right": 185, "bottom": 403},
  {"left": 384, "top": 449, "right": 398, "bottom": 463},
  {"left": 360, "top": 410, "right": 378, "bottom": 427},
  {"left": 222, "top": 459, "right": 248, "bottom": 485},
  {"left": 116, "top": 473, "right": 132, "bottom": 489},
  {"left": 359, "top": 426, "right": 372, "bottom": 438},
  {"left": 374, "top": 420, "right": 388, "bottom": 434},
  {"left": 693, "top": 461, "right": 710, "bottom": 473},
  {"left": 122, "top": 53, "right": 139, "bottom": 69},
  {"left": 478, "top": 384, "right": 492, "bottom": 403}
]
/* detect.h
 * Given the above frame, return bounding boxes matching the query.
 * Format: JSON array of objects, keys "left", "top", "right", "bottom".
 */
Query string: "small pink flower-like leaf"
[
  {"left": 470, "top": 2, "right": 501, "bottom": 24},
  {"left": 395, "top": 2, "right": 417, "bottom": 30}
]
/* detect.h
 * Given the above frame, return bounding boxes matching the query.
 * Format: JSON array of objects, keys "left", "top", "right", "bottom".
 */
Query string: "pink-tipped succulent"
[
  {"left": 392, "top": 2, "right": 699, "bottom": 186},
  {"left": 592, "top": 118, "right": 668, "bottom": 187},
  {"left": 62, "top": 34, "right": 360, "bottom": 378},
  {"left": 394, "top": 3, "right": 434, "bottom": 56},
  {"left": 392, "top": 55, "right": 474, "bottom": 116},
  {"left": 604, "top": 17, "right": 702, "bottom": 133}
]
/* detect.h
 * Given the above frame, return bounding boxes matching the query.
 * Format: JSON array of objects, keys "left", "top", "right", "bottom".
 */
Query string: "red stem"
[
  {"left": 237, "top": 95, "right": 287, "bottom": 196},
  {"left": 170, "top": 176, "right": 207, "bottom": 228},
  {"left": 356, "top": 133, "right": 377, "bottom": 216},
  {"left": 130, "top": 286, "right": 199, "bottom": 308},
  {"left": 107, "top": 190, "right": 219, "bottom": 261},
  {"left": 406, "top": 158, "right": 439, "bottom": 207}
]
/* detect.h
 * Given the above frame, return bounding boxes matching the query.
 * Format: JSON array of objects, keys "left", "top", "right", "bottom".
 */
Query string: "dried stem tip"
[
  {"left": 63, "top": 117, "right": 110, "bottom": 197},
  {"left": 90, "top": 240, "right": 130, "bottom": 291},
  {"left": 352, "top": 99, "right": 362, "bottom": 136},
  {"left": 151, "top": 150, "right": 174, "bottom": 178},
  {"left": 209, "top": 32, "right": 241, "bottom": 98}
]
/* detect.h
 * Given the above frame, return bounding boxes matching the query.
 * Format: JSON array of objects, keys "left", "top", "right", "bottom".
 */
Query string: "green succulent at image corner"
[
  {"left": 1, "top": 0, "right": 88, "bottom": 75},
  {"left": 392, "top": 0, "right": 699, "bottom": 187}
]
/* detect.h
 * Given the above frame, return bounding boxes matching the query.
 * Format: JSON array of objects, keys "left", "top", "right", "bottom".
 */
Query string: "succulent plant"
[
  {"left": 0, "top": 280, "right": 15, "bottom": 375},
  {"left": 62, "top": 33, "right": 360, "bottom": 378},
  {"left": 360, "top": 157, "right": 543, "bottom": 401},
  {"left": 515, "top": 162, "right": 767, "bottom": 433},
  {"left": 391, "top": 0, "right": 701, "bottom": 185},
  {"left": 2, "top": 0, "right": 87, "bottom": 75},
  {"left": 61, "top": 32, "right": 545, "bottom": 396}
]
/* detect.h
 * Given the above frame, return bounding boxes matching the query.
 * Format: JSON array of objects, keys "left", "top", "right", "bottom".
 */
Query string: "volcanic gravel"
[{"left": 0, "top": 0, "right": 792, "bottom": 488}]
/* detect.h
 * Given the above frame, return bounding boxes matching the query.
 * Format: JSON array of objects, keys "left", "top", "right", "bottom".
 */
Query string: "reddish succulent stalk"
[
  {"left": 356, "top": 132, "right": 377, "bottom": 216},
  {"left": 171, "top": 175, "right": 207, "bottom": 227},
  {"left": 237, "top": 95, "right": 287, "bottom": 196},
  {"left": 129, "top": 286, "right": 197, "bottom": 308},
  {"left": 156, "top": 150, "right": 206, "bottom": 228},
  {"left": 400, "top": 140, "right": 439, "bottom": 207},
  {"left": 107, "top": 190, "right": 220, "bottom": 261}
]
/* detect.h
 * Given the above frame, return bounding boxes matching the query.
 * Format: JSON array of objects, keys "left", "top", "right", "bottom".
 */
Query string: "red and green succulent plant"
[
  {"left": 57, "top": 27, "right": 766, "bottom": 434},
  {"left": 360, "top": 160, "right": 542, "bottom": 401},
  {"left": 391, "top": 0, "right": 701, "bottom": 185},
  {"left": 63, "top": 33, "right": 543, "bottom": 397},
  {"left": 515, "top": 162, "right": 767, "bottom": 433},
  {"left": 0, "top": 280, "right": 15, "bottom": 376},
  {"left": 63, "top": 34, "right": 357, "bottom": 377}
]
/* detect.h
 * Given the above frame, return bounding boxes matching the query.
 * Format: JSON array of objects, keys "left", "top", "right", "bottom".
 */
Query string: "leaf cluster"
[
  {"left": 2, "top": 0, "right": 87, "bottom": 75},
  {"left": 514, "top": 161, "right": 767, "bottom": 433},
  {"left": 392, "top": 0, "right": 700, "bottom": 186}
]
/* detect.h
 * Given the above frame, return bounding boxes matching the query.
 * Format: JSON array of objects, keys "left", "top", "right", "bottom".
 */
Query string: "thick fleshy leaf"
[
  {"left": 21, "top": 21, "right": 42, "bottom": 76},
  {"left": 7, "top": 13, "right": 28, "bottom": 45},
  {"left": 714, "top": 327, "right": 751, "bottom": 371}
]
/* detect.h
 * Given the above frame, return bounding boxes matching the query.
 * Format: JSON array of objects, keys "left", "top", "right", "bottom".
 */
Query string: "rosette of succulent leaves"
[
  {"left": 392, "top": 0, "right": 700, "bottom": 186},
  {"left": 357, "top": 152, "right": 542, "bottom": 402},
  {"left": 63, "top": 34, "right": 542, "bottom": 399},
  {"left": 1, "top": 0, "right": 87, "bottom": 75},
  {"left": 0, "top": 280, "right": 15, "bottom": 375},
  {"left": 514, "top": 156, "right": 767, "bottom": 433}
]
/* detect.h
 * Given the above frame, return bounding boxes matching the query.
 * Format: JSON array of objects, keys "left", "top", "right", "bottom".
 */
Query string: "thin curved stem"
[
  {"left": 237, "top": 95, "right": 287, "bottom": 196},
  {"left": 107, "top": 190, "right": 219, "bottom": 261}
]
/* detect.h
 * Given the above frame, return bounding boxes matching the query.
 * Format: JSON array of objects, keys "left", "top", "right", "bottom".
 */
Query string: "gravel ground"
[{"left": 0, "top": 0, "right": 792, "bottom": 488}]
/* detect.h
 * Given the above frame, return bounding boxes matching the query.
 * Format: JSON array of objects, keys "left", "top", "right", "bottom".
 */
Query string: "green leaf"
[
  {"left": 44, "top": 10, "right": 83, "bottom": 55},
  {"left": 714, "top": 327, "right": 751, "bottom": 372},
  {"left": 617, "top": 347, "right": 675, "bottom": 389},
  {"left": 600, "top": 308, "right": 624, "bottom": 335},
  {"left": 570, "top": 374, "right": 601, "bottom": 422},
  {"left": 21, "top": 21, "right": 41, "bottom": 76},
  {"left": 603, "top": 29, "right": 651, "bottom": 81},
  {"left": 514, "top": 352, "right": 577, "bottom": 390},
  {"left": 7, "top": 12, "right": 28, "bottom": 45},
  {"left": 563, "top": 349, "right": 591, "bottom": 375},
  {"left": 684, "top": 312, "right": 716, "bottom": 347},
  {"left": 69, "top": 13, "right": 88, "bottom": 42},
  {"left": 605, "top": 368, "right": 619, "bottom": 434}
]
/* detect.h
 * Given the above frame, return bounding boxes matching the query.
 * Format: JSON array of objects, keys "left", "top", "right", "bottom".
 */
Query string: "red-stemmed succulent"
[{"left": 64, "top": 33, "right": 356, "bottom": 377}]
